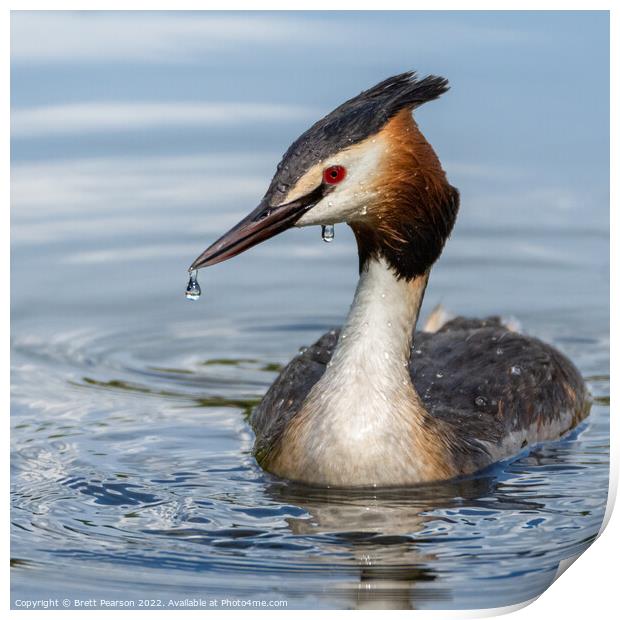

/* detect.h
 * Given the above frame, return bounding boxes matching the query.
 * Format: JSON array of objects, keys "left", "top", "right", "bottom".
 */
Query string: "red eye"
[{"left": 323, "top": 165, "right": 346, "bottom": 185}]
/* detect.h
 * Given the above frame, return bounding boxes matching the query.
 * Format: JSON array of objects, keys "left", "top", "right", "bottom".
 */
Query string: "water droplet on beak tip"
[{"left": 185, "top": 269, "right": 201, "bottom": 301}]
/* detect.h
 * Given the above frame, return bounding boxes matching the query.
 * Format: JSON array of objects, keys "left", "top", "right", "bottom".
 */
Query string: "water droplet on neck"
[
  {"left": 321, "top": 224, "right": 335, "bottom": 242},
  {"left": 185, "top": 270, "right": 201, "bottom": 300},
  {"left": 511, "top": 365, "right": 522, "bottom": 375}
]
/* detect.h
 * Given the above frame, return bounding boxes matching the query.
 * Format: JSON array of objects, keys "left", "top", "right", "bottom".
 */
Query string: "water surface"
[{"left": 11, "top": 11, "right": 609, "bottom": 610}]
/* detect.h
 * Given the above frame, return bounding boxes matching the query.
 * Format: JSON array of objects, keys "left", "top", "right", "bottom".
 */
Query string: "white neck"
[
  {"left": 330, "top": 256, "right": 427, "bottom": 380},
  {"left": 274, "top": 256, "right": 445, "bottom": 487}
]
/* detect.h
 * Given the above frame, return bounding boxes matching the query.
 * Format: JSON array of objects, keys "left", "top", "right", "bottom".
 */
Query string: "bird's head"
[{"left": 190, "top": 71, "right": 459, "bottom": 280}]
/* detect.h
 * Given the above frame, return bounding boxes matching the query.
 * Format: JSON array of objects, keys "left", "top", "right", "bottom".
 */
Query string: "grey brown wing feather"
[
  {"left": 412, "top": 320, "right": 589, "bottom": 433},
  {"left": 251, "top": 330, "right": 339, "bottom": 462}
]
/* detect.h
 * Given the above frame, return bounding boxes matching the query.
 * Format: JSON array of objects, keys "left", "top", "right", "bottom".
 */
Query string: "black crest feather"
[{"left": 265, "top": 72, "right": 449, "bottom": 205}]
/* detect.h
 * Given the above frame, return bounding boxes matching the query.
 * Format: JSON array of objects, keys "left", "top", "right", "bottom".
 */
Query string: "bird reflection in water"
[{"left": 263, "top": 473, "right": 534, "bottom": 609}]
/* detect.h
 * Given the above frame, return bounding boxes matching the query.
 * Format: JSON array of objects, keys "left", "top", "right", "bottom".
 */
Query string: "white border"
[{"left": 4, "top": 3, "right": 615, "bottom": 618}]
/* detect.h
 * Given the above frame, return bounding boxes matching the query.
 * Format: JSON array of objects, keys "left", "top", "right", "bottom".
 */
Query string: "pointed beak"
[{"left": 189, "top": 185, "right": 325, "bottom": 271}]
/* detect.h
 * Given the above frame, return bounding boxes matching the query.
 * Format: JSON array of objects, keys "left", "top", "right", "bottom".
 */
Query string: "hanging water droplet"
[
  {"left": 321, "top": 224, "right": 335, "bottom": 242},
  {"left": 511, "top": 365, "right": 522, "bottom": 375},
  {"left": 185, "top": 270, "right": 201, "bottom": 301}
]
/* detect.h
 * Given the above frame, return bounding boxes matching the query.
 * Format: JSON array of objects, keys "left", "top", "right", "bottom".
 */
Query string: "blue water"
[{"left": 11, "top": 11, "right": 609, "bottom": 610}]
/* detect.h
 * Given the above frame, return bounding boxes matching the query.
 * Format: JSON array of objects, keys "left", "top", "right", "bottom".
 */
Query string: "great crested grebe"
[{"left": 189, "top": 72, "right": 590, "bottom": 487}]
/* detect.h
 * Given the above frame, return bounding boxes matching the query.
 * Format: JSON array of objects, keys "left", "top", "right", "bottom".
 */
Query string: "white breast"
[{"left": 273, "top": 257, "right": 439, "bottom": 486}]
